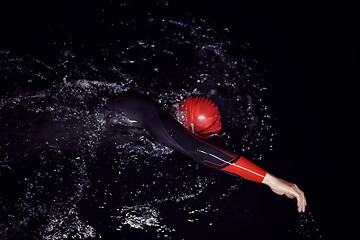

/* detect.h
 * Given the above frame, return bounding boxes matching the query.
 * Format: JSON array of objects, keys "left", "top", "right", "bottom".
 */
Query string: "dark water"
[{"left": 0, "top": 0, "right": 357, "bottom": 240}]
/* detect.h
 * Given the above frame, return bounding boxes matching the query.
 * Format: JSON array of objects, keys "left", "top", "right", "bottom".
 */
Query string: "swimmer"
[{"left": 105, "top": 92, "right": 307, "bottom": 212}]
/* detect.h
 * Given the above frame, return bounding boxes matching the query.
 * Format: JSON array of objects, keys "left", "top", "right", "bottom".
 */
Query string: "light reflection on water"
[{"left": 0, "top": 1, "right": 321, "bottom": 239}]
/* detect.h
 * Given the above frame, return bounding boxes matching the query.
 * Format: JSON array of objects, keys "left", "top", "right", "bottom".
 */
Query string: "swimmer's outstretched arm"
[
  {"left": 175, "top": 131, "right": 308, "bottom": 212},
  {"left": 218, "top": 153, "right": 307, "bottom": 212},
  {"left": 262, "top": 172, "right": 307, "bottom": 212},
  {"left": 106, "top": 93, "right": 307, "bottom": 212}
]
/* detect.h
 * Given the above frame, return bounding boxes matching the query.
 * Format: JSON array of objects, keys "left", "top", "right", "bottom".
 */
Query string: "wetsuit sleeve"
[
  {"left": 183, "top": 131, "right": 266, "bottom": 183},
  {"left": 144, "top": 103, "right": 267, "bottom": 183}
]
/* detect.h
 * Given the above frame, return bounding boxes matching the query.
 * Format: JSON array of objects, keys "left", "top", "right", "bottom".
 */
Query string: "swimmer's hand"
[{"left": 262, "top": 173, "right": 307, "bottom": 212}]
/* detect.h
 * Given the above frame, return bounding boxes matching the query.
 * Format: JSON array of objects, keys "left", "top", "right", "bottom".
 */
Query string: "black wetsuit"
[{"left": 105, "top": 92, "right": 266, "bottom": 183}]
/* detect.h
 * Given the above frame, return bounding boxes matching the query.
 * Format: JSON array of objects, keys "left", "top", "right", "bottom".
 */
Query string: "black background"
[{"left": 0, "top": 0, "right": 358, "bottom": 239}]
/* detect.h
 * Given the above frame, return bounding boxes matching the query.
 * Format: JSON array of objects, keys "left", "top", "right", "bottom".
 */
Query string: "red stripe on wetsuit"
[
  {"left": 221, "top": 155, "right": 266, "bottom": 183},
  {"left": 184, "top": 128, "right": 266, "bottom": 183}
]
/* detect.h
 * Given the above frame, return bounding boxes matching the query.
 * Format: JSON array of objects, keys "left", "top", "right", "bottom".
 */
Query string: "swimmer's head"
[{"left": 177, "top": 96, "right": 222, "bottom": 138}]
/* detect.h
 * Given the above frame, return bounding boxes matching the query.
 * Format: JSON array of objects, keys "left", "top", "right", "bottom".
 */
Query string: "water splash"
[
  {"left": 289, "top": 211, "right": 323, "bottom": 239},
  {"left": 0, "top": 1, "right": 280, "bottom": 239}
]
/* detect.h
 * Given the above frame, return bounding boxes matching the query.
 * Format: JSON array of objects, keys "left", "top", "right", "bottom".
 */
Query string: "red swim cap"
[{"left": 178, "top": 96, "right": 222, "bottom": 138}]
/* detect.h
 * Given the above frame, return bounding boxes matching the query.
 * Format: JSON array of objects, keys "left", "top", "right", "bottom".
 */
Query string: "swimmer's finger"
[
  {"left": 283, "top": 190, "right": 303, "bottom": 212},
  {"left": 293, "top": 185, "right": 306, "bottom": 212},
  {"left": 294, "top": 193, "right": 301, "bottom": 212},
  {"left": 289, "top": 184, "right": 302, "bottom": 212},
  {"left": 299, "top": 192, "right": 306, "bottom": 212},
  {"left": 298, "top": 186, "right": 307, "bottom": 209},
  {"left": 297, "top": 186, "right": 307, "bottom": 212},
  {"left": 302, "top": 194, "right": 307, "bottom": 212},
  {"left": 295, "top": 194, "right": 304, "bottom": 212}
]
